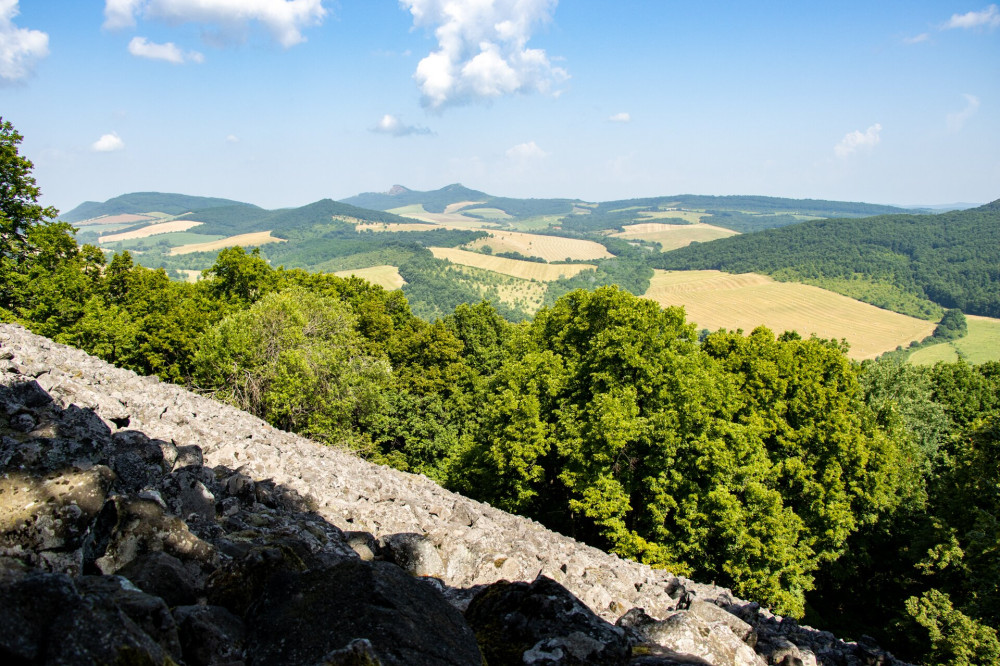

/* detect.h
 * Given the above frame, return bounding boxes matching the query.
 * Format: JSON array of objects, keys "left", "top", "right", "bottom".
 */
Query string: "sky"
[{"left": 2, "top": 1, "right": 999, "bottom": 213}]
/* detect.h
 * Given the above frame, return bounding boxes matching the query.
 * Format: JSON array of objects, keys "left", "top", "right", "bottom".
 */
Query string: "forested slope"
[
  {"left": 60, "top": 192, "right": 256, "bottom": 222},
  {"left": 653, "top": 201, "right": 1000, "bottom": 318}
]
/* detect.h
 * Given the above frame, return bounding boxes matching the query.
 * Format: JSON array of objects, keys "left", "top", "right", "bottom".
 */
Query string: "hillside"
[
  {"left": 60, "top": 191, "right": 256, "bottom": 222},
  {"left": 653, "top": 199, "right": 1000, "bottom": 318},
  {"left": 0, "top": 321, "right": 914, "bottom": 666}
]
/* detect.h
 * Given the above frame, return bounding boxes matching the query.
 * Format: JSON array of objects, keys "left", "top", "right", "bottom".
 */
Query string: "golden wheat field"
[
  {"left": 333, "top": 265, "right": 406, "bottom": 290},
  {"left": 430, "top": 247, "right": 595, "bottom": 281},
  {"left": 388, "top": 204, "right": 502, "bottom": 230},
  {"left": 169, "top": 231, "right": 285, "bottom": 256},
  {"left": 637, "top": 210, "right": 708, "bottom": 223},
  {"left": 355, "top": 222, "right": 439, "bottom": 232},
  {"left": 99, "top": 220, "right": 204, "bottom": 243},
  {"left": 612, "top": 223, "right": 738, "bottom": 251},
  {"left": 79, "top": 213, "right": 158, "bottom": 226},
  {"left": 463, "top": 230, "right": 614, "bottom": 261},
  {"left": 443, "top": 201, "right": 486, "bottom": 214},
  {"left": 643, "top": 270, "right": 936, "bottom": 360}
]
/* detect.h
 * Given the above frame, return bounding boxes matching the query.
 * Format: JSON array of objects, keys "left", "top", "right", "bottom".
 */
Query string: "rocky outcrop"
[{"left": 0, "top": 323, "right": 909, "bottom": 665}]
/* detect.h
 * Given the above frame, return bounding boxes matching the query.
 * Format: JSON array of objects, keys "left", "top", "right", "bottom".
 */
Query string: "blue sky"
[{"left": 2, "top": 1, "right": 998, "bottom": 212}]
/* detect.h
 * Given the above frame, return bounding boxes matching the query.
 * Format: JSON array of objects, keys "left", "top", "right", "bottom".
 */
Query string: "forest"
[{"left": 3, "top": 119, "right": 1000, "bottom": 665}]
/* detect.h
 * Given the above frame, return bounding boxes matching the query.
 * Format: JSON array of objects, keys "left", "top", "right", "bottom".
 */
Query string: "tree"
[{"left": 0, "top": 118, "right": 60, "bottom": 310}]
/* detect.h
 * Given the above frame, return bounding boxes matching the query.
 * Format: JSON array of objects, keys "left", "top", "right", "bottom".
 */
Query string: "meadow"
[
  {"left": 908, "top": 315, "right": 1000, "bottom": 365},
  {"left": 429, "top": 247, "right": 596, "bottom": 281},
  {"left": 99, "top": 220, "right": 205, "bottom": 243},
  {"left": 642, "top": 270, "right": 936, "bottom": 360}
]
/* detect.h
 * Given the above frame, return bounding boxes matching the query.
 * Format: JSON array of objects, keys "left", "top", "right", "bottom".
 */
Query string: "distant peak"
[{"left": 386, "top": 185, "right": 411, "bottom": 196}]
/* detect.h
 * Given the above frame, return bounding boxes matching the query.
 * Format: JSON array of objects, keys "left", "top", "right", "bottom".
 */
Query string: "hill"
[
  {"left": 343, "top": 183, "right": 492, "bottom": 213},
  {"left": 653, "top": 199, "right": 1000, "bottom": 318},
  {"left": 60, "top": 191, "right": 256, "bottom": 222}
]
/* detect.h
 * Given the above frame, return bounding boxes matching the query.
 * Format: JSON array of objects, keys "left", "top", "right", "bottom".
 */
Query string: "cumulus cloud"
[
  {"left": 128, "top": 36, "right": 203, "bottom": 63},
  {"left": 834, "top": 123, "right": 882, "bottom": 158},
  {"left": 947, "top": 94, "right": 980, "bottom": 132},
  {"left": 506, "top": 141, "right": 548, "bottom": 160},
  {"left": 400, "top": 0, "right": 568, "bottom": 109},
  {"left": 903, "top": 32, "right": 930, "bottom": 44},
  {"left": 104, "top": 0, "right": 326, "bottom": 47},
  {"left": 92, "top": 132, "right": 125, "bottom": 152},
  {"left": 0, "top": 0, "right": 49, "bottom": 83},
  {"left": 943, "top": 4, "right": 1000, "bottom": 29},
  {"left": 226, "top": 134, "right": 239, "bottom": 143},
  {"left": 608, "top": 112, "right": 631, "bottom": 123},
  {"left": 371, "top": 114, "right": 432, "bottom": 137}
]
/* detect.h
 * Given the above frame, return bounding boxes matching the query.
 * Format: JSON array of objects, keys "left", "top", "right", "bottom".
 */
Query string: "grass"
[
  {"left": 449, "top": 265, "right": 548, "bottom": 315},
  {"left": 333, "top": 265, "right": 406, "bottom": 291},
  {"left": 77, "top": 213, "right": 157, "bottom": 226},
  {"left": 463, "top": 207, "right": 513, "bottom": 220},
  {"left": 430, "top": 247, "right": 596, "bottom": 281},
  {"left": 170, "top": 231, "right": 284, "bottom": 256},
  {"left": 612, "top": 223, "right": 738, "bottom": 251},
  {"left": 99, "top": 220, "right": 204, "bottom": 243},
  {"left": 909, "top": 315, "right": 1000, "bottom": 365},
  {"left": 444, "top": 201, "right": 487, "bottom": 214},
  {"left": 508, "top": 215, "right": 563, "bottom": 231},
  {"left": 463, "top": 230, "right": 613, "bottom": 261},
  {"left": 642, "top": 270, "right": 936, "bottom": 360},
  {"left": 355, "top": 222, "right": 438, "bottom": 232}
]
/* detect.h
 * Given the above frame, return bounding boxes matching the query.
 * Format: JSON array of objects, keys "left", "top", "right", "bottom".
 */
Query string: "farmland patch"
[
  {"left": 464, "top": 230, "right": 613, "bottom": 261},
  {"left": 430, "top": 247, "right": 596, "bottom": 281},
  {"left": 170, "top": 231, "right": 285, "bottom": 255},
  {"left": 99, "top": 219, "right": 204, "bottom": 243},
  {"left": 613, "top": 223, "right": 738, "bottom": 251},
  {"left": 643, "top": 270, "right": 935, "bottom": 360},
  {"left": 909, "top": 315, "right": 1000, "bottom": 365},
  {"left": 333, "top": 265, "right": 406, "bottom": 291}
]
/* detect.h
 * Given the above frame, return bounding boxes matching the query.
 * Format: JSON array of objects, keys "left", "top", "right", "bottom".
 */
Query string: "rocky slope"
[{"left": 0, "top": 323, "right": 908, "bottom": 665}]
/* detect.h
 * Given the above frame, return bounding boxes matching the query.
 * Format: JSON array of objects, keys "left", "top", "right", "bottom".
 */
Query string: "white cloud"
[
  {"left": 371, "top": 114, "right": 432, "bottom": 137},
  {"left": 834, "top": 123, "right": 882, "bottom": 158},
  {"left": 128, "top": 36, "right": 203, "bottom": 63},
  {"left": 506, "top": 141, "right": 548, "bottom": 160},
  {"left": 947, "top": 94, "right": 980, "bottom": 132},
  {"left": 0, "top": 0, "right": 49, "bottom": 83},
  {"left": 400, "top": 0, "right": 568, "bottom": 109},
  {"left": 104, "top": 0, "right": 326, "bottom": 47},
  {"left": 943, "top": 4, "right": 1000, "bottom": 29},
  {"left": 226, "top": 134, "right": 239, "bottom": 143},
  {"left": 608, "top": 112, "right": 631, "bottom": 123},
  {"left": 903, "top": 32, "right": 930, "bottom": 44},
  {"left": 92, "top": 132, "right": 125, "bottom": 152}
]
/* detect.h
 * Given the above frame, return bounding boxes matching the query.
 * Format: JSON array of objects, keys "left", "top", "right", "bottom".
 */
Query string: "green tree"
[{"left": 0, "top": 118, "right": 60, "bottom": 311}]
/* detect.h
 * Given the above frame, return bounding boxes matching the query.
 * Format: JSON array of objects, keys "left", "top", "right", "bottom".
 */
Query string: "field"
[
  {"left": 462, "top": 207, "right": 513, "bottom": 220},
  {"left": 443, "top": 201, "right": 486, "bottom": 214},
  {"left": 430, "top": 247, "right": 596, "bottom": 281},
  {"left": 355, "top": 222, "right": 439, "bottom": 232},
  {"left": 909, "top": 315, "right": 1000, "bottom": 365},
  {"left": 388, "top": 204, "right": 501, "bottom": 229},
  {"left": 106, "top": 232, "right": 224, "bottom": 250},
  {"left": 99, "top": 220, "right": 204, "bottom": 243},
  {"left": 78, "top": 213, "right": 158, "bottom": 226},
  {"left": 333, "top": 265, "right": 406, "bottom": 290},
  {"left": 170, "top": 231, "right": 285, "bottom": 255},
  {"left": 449, "top": 265, "right": 549, "bottom": 314},
  {"left": 637, "top": 210, "right": 708, "bottom": 223},
  {"left": 642, "top": 270, "right": 936, "bottom": 360},
  {"left": 463, "top": 230, "right": 614, "bottom": 261},
  {"left": 612, "top": 223, "right": 738, "bottom": 251}
]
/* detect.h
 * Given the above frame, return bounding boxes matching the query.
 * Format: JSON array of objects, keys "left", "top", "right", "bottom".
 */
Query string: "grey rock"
[
  {"left": 465, "top": 575, "right": 630, "bottom": 665},
  {"left": 380, "top": 531, "right": 445, "bottom": 577},
  {"left": 173, "top": 604, "right": 246, "bottom": 666},
  {"left": 630, "top": 610, "right": 765, "bottom": 666}
]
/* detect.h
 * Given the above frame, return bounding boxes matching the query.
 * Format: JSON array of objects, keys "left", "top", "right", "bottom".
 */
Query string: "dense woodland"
[{"left": 4, "top": 120, "right": 1000, "bottom": 665}]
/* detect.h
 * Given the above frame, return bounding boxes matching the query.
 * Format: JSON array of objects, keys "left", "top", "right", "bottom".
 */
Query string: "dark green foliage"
[
  {"left": 654, "top": 202, "right": 1000, "bottom": 317},
  {"left": 542, "top": 259, "right": 653, "bottom": 306},
  {"left": 180, "top": 199, "right": 422, "bottom": 237},
  {"left": 397, "top": 254, "right": 526, "bottom": 322},
  {"left": 342, "top": 183, "right": 490, "bottom": 213},
  {"left": 60, "top": 192, "right": 254, "bottom": 223},
  {"left": 494, "top": 250, "right": 545, "bottom": 263},
  {"left": 933, "top": 309, "right": 967, "bottom": 341}
]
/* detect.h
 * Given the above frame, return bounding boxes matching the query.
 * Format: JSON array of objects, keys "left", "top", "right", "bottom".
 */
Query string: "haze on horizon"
[{"left": 3, "top": 1, "right": 998, "bottom": 213}]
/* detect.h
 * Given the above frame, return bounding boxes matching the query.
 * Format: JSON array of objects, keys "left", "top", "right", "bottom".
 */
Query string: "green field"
[{"left": 909, "top": 315, "right": 1000, "bottom": 365}]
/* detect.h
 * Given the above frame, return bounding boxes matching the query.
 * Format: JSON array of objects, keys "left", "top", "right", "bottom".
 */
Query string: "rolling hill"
[{"left": 60, "top": 192, "right": 256, "bottom": 223}]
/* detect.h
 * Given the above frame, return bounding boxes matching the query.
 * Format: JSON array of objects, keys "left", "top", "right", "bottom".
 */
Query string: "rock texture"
[{"left": 0, "top": 323, "right": 909, "bottom": 665}]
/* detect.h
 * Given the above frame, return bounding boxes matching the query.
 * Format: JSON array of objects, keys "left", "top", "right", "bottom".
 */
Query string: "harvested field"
[
  {"left": 638, "top": 210, "right": 707, "bottom": 223},
  {"left": 444, "top": 201, "right": 486, "bottom": 214},
  {"left": 77, "top": 213, "right": 157, "bottom": 226},
  {"left": 333, "top": 265, "right": 406, "bottom": 291},
  {"left": 464, "top": 230, "right": 613, "bottom": 261},
  {"left": 430, "top": 247, "right": 595, "bottom": 281},
  {"left": 643, "top": 270, "right": 936, "bottom": 360},
  {"left": 613, "top": 223, "right": 738, "bottom": 251},
  {"left": 909, "top": 315, "right": 1000, "bottom": 365},
  {"left": 355, "top": 222, "right": 438, "bottom": 232},
  {"left": 169, "top": 231, "right": 284, "bottom": 256},
  {"left": 100, "top": 220, "right": 203, "bottom": 243},
  {"left": 179, "top": 269, "right": 203, "bottom": 283},
  {"left": 389, "top": 204, "right": 501, "bottom": 230}
]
